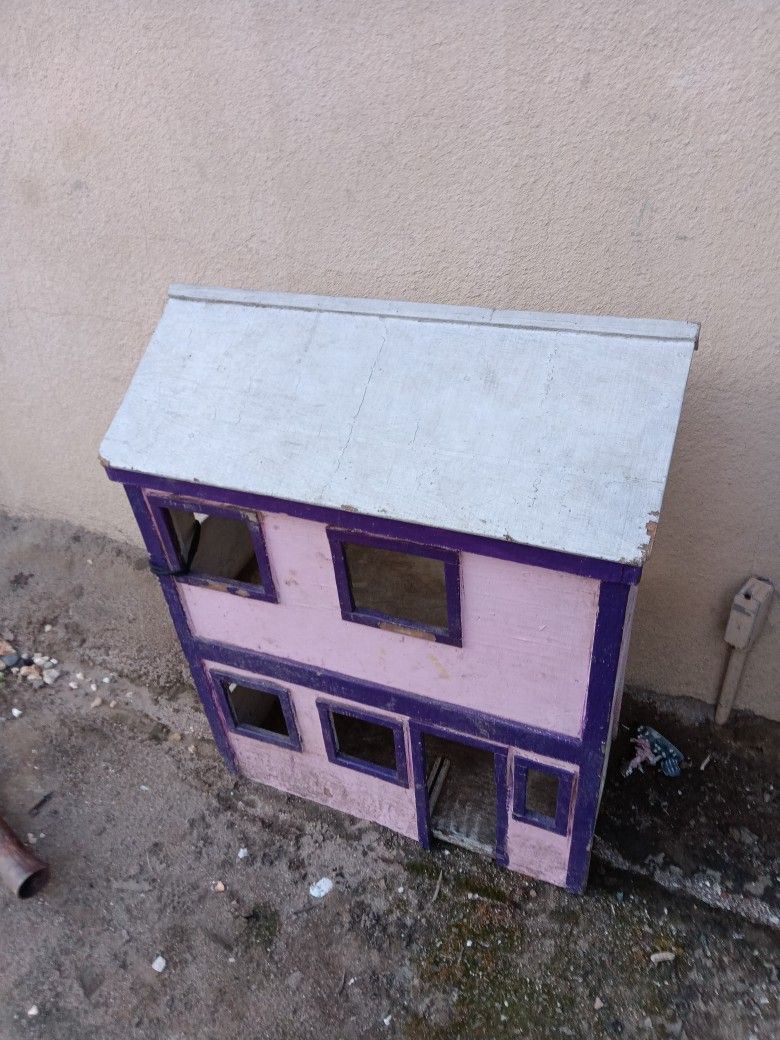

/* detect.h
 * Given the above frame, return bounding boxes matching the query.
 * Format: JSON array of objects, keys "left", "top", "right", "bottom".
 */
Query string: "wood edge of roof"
[{"left": 167, "top": 283, "right": 700, "bottom": 347}]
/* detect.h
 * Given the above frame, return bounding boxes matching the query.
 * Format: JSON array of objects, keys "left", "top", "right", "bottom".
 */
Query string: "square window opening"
[
  {"left": 167, "top": 508, "right": 261, "bottom": 584},
  {"left": 343, "top": 541, "right": 448, "bottom": 631},
  {"left": 332, "top": 710, "right": 397, "bottom": 772},
  {"left": 224, "top": 681, "right": 290, "bottom": 738}
]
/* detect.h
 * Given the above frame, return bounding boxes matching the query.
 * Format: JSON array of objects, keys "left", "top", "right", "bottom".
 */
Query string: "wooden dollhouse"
[{"left": 100, "top": 284, "right": 697, "bottom": 891}]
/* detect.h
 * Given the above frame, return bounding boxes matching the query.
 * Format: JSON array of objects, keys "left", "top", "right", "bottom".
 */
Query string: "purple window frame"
[
  {"left": 326, "top": 527, "right": 462, "bottom": 646},
  {"left": 512, "top": 757, "right": 575, "bottom": 836},
  {"left": 316, "top": 699, "right": 409, "bottom": 787},
  {"left": 147, "top": 492, "right": 277, "bottom": 603},
  {"left": 207, "top": 667, "right": 302, "bottom": 751}
]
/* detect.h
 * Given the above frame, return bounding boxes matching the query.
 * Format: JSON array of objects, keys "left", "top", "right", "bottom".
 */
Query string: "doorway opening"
[{"left": 423, "top": 733, "right": 497, "bottom": 858}]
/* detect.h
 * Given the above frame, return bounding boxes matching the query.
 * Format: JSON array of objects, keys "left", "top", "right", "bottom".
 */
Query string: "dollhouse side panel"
[
  {"left": 610, "top": 584, "right": 639, "bottom": 741},
  {"left": 182, "top": 512, "right": 600, "bottom": 737},
  {"left": 209, "top": 663, "right": 420, "bottom": 841}
]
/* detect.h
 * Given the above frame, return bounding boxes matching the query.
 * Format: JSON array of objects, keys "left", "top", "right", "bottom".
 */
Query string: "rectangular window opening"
[
  {"left": 525, "top": 768, "right": 559, "bottom": 820},
  {"left": 333, "top": 710, "right": 396, "bottom": 770},
  {"left": 424, "top": 734, "right": 497, "bottom": 858},
  {"left": 343, "top": 541, "right": 447, "bottom": 629},
  {"left": 513, "top": 759, "right": 573, "bottom": 835},
  {"left": 328, "top": 529, "right": 462, "bottom": 645},
  {"left": 318, "top": 701, "right": 408, "bottom": 786},
  {"left": 168, "top": 508, "right": 260, "bottom": 584},
  {"left": 218, "top": 676, "right": 301, "bottom": 750}
]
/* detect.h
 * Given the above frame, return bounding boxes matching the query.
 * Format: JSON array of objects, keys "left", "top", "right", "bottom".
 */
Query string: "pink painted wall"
[
  {"left": 207, "top": 660, "right": 420, "bottom": 841},
  {"left": 504, "top": 749, "right": 577, "bottom": 886},
  {"left": 181, "top": 509, "right": 600, "bottom": 736}
]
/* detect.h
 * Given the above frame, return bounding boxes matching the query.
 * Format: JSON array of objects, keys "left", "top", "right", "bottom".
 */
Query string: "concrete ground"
[{"left": 0, "top": 513, "right": 777, "bottom": 1040}]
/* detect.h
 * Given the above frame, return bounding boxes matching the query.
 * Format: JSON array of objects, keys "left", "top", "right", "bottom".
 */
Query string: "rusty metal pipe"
[{"left": 0, "top": 815, "right": 49, "bottom": 898}]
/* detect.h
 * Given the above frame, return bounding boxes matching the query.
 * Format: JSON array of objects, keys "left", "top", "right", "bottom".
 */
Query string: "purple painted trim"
[
  {"left": 316, "top": 699, "right": 409, "bottom": 787},
  {"left": 410, "top": 730, "right": 431, "bottom": 850},
  {"left": 326, "top": 527, "right": 462, "bottom": 646},
  {"left": 146, "top": 491, "right": 278, "bottom": 603},
  {"left": 494, "top": 751, "right": 510, "bottom": 867},
  {"left": 122, "top": 486, "right": 239, "bottom": 773},
  {"left": 206, "top": 667, "right": 302, "bottom": 752},
  {"left": 512, "top": 758, "right": 575, "bottom": 836},
  {"left": 105, "top": 468, "right": 642, "bottom": 585},
  {"left": 410, "top": 720, "right": 510, "bottom": 866},
  {"left": 194, "top": 636, "right": 583, "bottom": 765},
  {"left": 565, "top": 580, "right": 630, "bottom": 892}
]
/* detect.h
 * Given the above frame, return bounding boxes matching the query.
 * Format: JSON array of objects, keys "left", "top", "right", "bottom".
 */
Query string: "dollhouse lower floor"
[{"left": 195, "top": 651, "right": 586, "bottom": 891}]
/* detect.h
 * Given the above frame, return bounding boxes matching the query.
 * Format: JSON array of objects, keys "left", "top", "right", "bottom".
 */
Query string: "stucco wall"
[{"left": 1, "top": 1, "right": 778, "bottom": 718}]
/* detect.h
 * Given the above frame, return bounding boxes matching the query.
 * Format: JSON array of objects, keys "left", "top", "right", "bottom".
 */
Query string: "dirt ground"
[{"left": 0, "top": 513, "right": 777, "bottom": 1040}]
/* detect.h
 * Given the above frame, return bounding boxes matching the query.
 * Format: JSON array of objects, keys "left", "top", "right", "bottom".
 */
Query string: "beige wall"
[{"left": 1, "top": 1, "right": 778, "bottom": 717}]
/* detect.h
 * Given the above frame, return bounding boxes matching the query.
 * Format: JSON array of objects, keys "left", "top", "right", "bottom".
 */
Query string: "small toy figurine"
[{"left": 622, "top": 725, "right": 685, "bottom": 779}]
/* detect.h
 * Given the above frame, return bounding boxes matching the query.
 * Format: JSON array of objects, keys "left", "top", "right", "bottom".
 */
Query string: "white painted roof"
[{"left": 101, "top": 285, "right": 698, "bottom": 566}]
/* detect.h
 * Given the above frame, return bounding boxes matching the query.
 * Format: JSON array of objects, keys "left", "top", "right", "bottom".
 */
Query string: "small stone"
[
  {"left": 383, "top": 1015, "right": 392, "bottom": 1028},
  {"left": 214, "top": 881, "right": 226, "bottom": 893},
  {"left": 109, "top": 700, "right": 117, "bottom": 708},
  {"left": 465, "top": 939, "right": 473, "bottom": 947},
  {"left": 168, "top": 732, "right": 182, "bottom": 742},
  {"left": 33, "top": 655, "right": 48, "bottom": 667},
  {"left": 68, "top": 681, "right": 79, "bottom": 690},
  {"left": 76, "top": 672, "right": 84, "bottom": 680},
  {"left": 309, "top": 877, "right": 333, "bottom": 899},
  {"left": 102, "top": 676, "right": 111, "bottom": 684},
  {"left": 26, "top": 833, "right": 37, "bottom": 845},
  {"left": 0, "top": 639, "right": 14, "bottom": 655},
  {"left": 11, "top": 707, "right": 23, "bottom": 718},
  {"left": 650, "top": 951, "right": 676, "bottom": 965},
  {"left": 42, "top": 668, "right": 60, "bottom": 685},
  {"left": 594, "top": 997, "right": 604, "bottom": 1010},
  {"left": 90, "top": 696, "right": 103, "bottom": 708},
  {"left": 50, "top": 658, "right": 58, "bottom": 665},
  {"left": 89, "top": 683, "right": 98, "bottom": 693},
  {"left": 286, "top": 969, "right": 303, "bottom": 990},
  {"left": 151, "top": 955, "right": 166, "bottom": 973},
  {"left": 20, "top": 665, "right": 42, "bottom": 679},
  {"left": 237, "top": 847, "right": 249, "bottom": 860},
  {"left": 744, "top": 876, "right": 770, "bottom": 898},
  {"left": 27, "top": 1005, "right": 39, "bottom": 1017},
  {"left": 188, "top": 744, "right": 196, "bottom": 754},
  {"left": 44, "top": 624, "right": 53, "bottom": 632}
]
